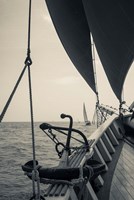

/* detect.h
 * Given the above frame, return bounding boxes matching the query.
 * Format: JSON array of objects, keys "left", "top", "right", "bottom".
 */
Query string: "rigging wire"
[
  {"left": 25, "top": 0, "right": 42, "bottom": 199},
  {"left": 90, "top": 34, "right": 101, "bottom": 127},
  {"left": 0, "top": 65, "right": 27, "bottom": 123},
  {"left": 0, "top": 0, "right": 32, "bottom": 124},
  {"left": 0, "top": 1, "right": 32, "bottom": 124},
  {"left": 91, "top": 35, "right": 116, "bottom": 126},
  {"left": 0, "top": 0, "right": 41, "bottom": 199}
]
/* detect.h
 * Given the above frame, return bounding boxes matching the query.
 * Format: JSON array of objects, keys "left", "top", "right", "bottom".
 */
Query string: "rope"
[
  {"left": 41, "top": 178, "right": 73, "bottom": 186},
  {"left": 26, "top": 1, "right": 41, "bottom": 199},
  {"left": 91, "top": 34, "right": 101, "bottom": 128},
  {"left": 27, "top": 0, "right": 32, "bottom": 55},
  {"left": 0, "top": 0, "right": 40, "bottom": 199},
  {"left": 27, "top": 65, "right": 39, "bottom": 199},
  {"left": 0, "top": 64, "right": 28, "bottom": 123},
  {"left": 0, "top": 0, "right": 32, "bottom": 123}
]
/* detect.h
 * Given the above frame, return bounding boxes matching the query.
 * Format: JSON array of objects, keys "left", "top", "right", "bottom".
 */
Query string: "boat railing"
[
  {"left": 88, "top": 114, "right": 124, "bottom": 148},
  {"left": 42, "top": 114, "right": 125, "bottom": 199}
]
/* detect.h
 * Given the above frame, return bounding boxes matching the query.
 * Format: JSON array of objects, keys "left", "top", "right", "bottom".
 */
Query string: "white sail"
[{"left": 83, "top": 103, "right": 91, "bottom": 126}]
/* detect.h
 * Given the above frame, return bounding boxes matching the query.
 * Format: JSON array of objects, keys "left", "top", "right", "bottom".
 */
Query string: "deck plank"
[
  {"left": 116, "top": 163, "right": 134, "bottom": 186},
  {"left": 110, "top": 192, "right": 116, "bottom": 200},
  {"left": 115, "top": 171, "right": 134, "bottom": 197},
  {"left": 110, "top": 182, "right": 126, "bottom": 200},
  {"left": 115, "top": 168, "right": 134, "bottom": 190},
  {"left": 110, "top": 143, "right": 134, "bottom": 200}
]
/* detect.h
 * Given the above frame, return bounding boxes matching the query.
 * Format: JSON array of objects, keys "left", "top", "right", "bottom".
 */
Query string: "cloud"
[{"left": 50, "top": 76, "right": 80, "bottom": 85}]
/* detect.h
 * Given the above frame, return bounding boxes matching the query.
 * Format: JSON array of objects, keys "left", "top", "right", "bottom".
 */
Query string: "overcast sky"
[{"left": 0, "top": 0, "right": 134, "bottom": 122}]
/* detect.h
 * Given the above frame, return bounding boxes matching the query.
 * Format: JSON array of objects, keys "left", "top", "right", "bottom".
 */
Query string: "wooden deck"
[{"left": 110, "top": 142, "right": 134, "bottom": 200}]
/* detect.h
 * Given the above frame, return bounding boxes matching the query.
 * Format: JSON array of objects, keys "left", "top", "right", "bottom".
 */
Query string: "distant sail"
[{"left": 83, "top": 103, "right": 91, "bottom": 126}]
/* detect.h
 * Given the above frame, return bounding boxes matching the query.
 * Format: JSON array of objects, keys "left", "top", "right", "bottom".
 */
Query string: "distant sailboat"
[{"left": 83, "top": 103, "right": 91, "bottom": 126}]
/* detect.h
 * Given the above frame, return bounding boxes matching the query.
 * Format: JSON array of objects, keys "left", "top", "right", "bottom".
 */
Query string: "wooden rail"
[{"left": 43, "top": 114, "right": 125, "bottom": 199}]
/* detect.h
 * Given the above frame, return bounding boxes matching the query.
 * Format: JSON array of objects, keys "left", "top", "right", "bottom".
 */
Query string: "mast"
[
  {"left": 90, "top": 35, "right": 101, "bottom": 127},
  {"left": 91, "top": 35, "right": 113, "bottom": 126},
  {"left": 91, "top": 36, "right": 99, "bottom": 103}
]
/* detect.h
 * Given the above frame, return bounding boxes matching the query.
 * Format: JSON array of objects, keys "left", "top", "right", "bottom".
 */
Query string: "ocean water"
[{"left": 0, "top": 122, "right": 96, "bottom": 200}]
